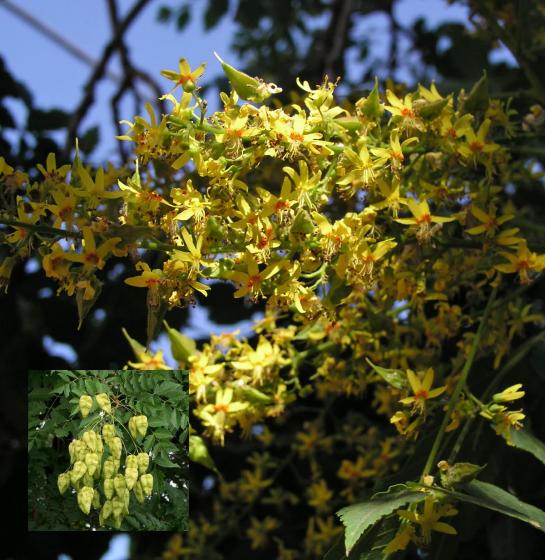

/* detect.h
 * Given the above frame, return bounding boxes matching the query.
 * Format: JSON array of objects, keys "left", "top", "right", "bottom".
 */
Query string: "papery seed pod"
[
  {"left": 126, "top": 454, "right": 138, "bottom": 469},
  {"left": 77, "top": 486, "right": 94, "bottom": 515},
  {"left": 113, "top": 474, "right": 126, "bottom": 497},
  {"left": 125, "top": 467, "right": 138, "bottom": 490},
  {"left": 122, "top": 488, "right": 130, "bottom": 514},
  {"left": 68, "top": 440, "right": 78, "bottom": 464},
  {"left": 128, "top": 416, "right": 138, "bottom": 440},
  {"left": 70, "top": 461, "right": 87, "bottom": 485},
  {"left": 108, "top": 436, "right": 122, "bottom": 459},
  {"left": 85, "top": 452, "right": 99, "bottom": 476},
  {"left": 140, "top": 473, "right": 153, "bottom": 497},
  {"left": 133, "top": 480, "right": 145, "bottom": 503},
  {"left": 103, "top": 477, "right": 114, "bottom": 499},
  {"left": 112, "top": 514, "right": 123, "bottom": 529},
  {"left": 135, "top": 415, "right": 148, "bottom": 438},
  {"left": 95, "top": 393, "right": 111, "bottom": 414},
  {"left": 82, "top": 473, "right": 94, "bottom": 487},
  {"left": 57, "top": 472, "right": 70, "bottom": 495},
  {"left": 103, "top": 458, "right": 116, "bottom": 479},
  {"left": 95, "top": 434, "right": 104, "bottom": 456},
  {"left": 79, "top": 395, "right": 93, "bottom": 418},
  {"left": 137, "top": 452, "right": 149, "bottom": 475},
  {"left": 102, "top": 424, "right": 116, "bottom": 440},
  {"left": 75, "top": 440, "right": 87, "bottom": 462},
  {"left": 112, "top": 459, "right": 121, "bottom": 472},
  {"left": 92, "top": 488, "right": 101, "bottom": 509},
  {"left": 102, "top": 499, "right": 113, "bottom": 520},
  {"left": 111, "top": 496, "right": 124, "bottom": 518},
  {"left": 82, "top": 430, "right": 97, "bottom": 452}
]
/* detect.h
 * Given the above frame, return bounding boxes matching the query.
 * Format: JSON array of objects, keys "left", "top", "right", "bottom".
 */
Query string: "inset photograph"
[{"left": 28, "top": 369, "right": 188, "bottom": 531}]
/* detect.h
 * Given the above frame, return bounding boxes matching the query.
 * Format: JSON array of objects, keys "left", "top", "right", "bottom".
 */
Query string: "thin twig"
[{"left": 63, "top": 0, "right": 153, "bottom": 156}]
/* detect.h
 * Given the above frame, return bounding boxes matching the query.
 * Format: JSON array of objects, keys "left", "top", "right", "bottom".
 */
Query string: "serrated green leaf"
[{"left": 337, "top": 484, "right": 424, "bottom": 554}]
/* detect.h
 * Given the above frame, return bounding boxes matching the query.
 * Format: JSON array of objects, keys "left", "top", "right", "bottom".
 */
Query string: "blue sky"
[{"left": 0, "top": 0, "right": 481, "bottom": 162}]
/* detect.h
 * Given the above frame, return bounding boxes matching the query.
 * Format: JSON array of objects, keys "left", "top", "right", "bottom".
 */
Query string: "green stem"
[
  {"left": 422, "top": 285, "right": 498, "bottom": 478},
  {"left": 0, "top": 217, "right": 82, "bottom": 239}
]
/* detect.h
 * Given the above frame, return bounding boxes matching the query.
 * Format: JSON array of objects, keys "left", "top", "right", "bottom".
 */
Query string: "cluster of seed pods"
[{"left": 57, "top": 393, "right": 153, "bottom": 529}]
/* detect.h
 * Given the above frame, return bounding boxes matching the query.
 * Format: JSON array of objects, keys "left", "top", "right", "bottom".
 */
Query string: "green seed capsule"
[
  {"left": 77, "top": 486, "right": 94, "bottom": 515},
  {"left": 57, "top": 472, "right": 70, "bottom": 495},
  {"left": 103, "top": 478, "right": 114, "bottom": 500},
  {"left": 79, "top": 395, "right": 93, "bottom": 418},
  {"left": 95, "top": 393, "right": 111, "bottom": 414}
]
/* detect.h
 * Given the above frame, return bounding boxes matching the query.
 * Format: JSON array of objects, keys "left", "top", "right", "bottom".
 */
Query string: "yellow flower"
[
  {"left": 337, "top": 144, "right": 379, "bottom": 194},
  {"left": 458, "top": 119, "right": 499, "bottom": 161},
  {"left": 199, "top": 387, "right": 248, "bottom": 445},
  {"left": 399, "top": 368, "right": 447, "bottom": 413},
  {"left": 161, "top": 58, "right": 206, "bottom": 93},
  {"left": 75, "top": 166, "right": 124, "bottom": 208},
  {"left": 64, "top": 227, "right": 121, "bottom": 272},
  {"left": 36, "top": 152, "right": 71, "bottom": 183},
  {"left": 371, "top": 130, "right": 418, "bottom": 172},
  {"left": 337, "top": 456, "right": 375, "bottom": 481},
  {"left": 397, "top": 495, "right": 458, "bottom": 545},
  {"left": 230, "top": 255, "right": 283, "bottom": 299},
  {"left": 307, "top": 479, "right": 333, "bottom": 513},
  {"left": 395, "top": 198, "right": 455, "bottom": 242},
  {"left": 495, "top": 242, "right": 545, "bottom": 284},
  {"left": 465, "top": 205, "right": 513, "bottom": 237},
  {"left": 492, "top": 384, "right": 525, "bottom": 403},
  {"left": 383, "top": 524, "right": 415, "bottom": 554},
  {"left": 246, "top": 516, "right": 280, "bottom": 550},
  {"left": 124, "top": 261, "right": 165, "bottom": 288}
]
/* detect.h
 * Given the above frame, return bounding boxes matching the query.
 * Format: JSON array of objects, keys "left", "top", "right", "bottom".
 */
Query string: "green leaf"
[
  {"left": 337, "top": 484, "right": 425, "bottom": 554},
  {"left": 189, "top": 435, "right": 219, "bottom": 475},
  {"left": 154, "top": 429, "right": 174, "bottom": 440},
  {"left": 456, "top": 480, "right": 545, "bottom": 533},
  {"left": 155, "top": 455, "right": 179, "bottom": 468},
  {"left": 164, "top": 321, "right": 196, "bottom": 363},
  {"left": 204, "top": 0, "right": 228, "bottom": 30},
  {"left": 361, "top": 78, "right": 383, "bottom": 120},
  {"left": 463, "top": 70, "right": 489, "bottom": 113},
  {"left": 365, "top": 359, "right": 408, "bottom": 390},
  {"left": 510, "top": 428, "right": 545, "bottom": 467},
  {"left": 27, "top": 108, "right": 69, "bottom": 131},
  {"left": 78, "top": 125, "right": 99, "bottom": 155}
]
